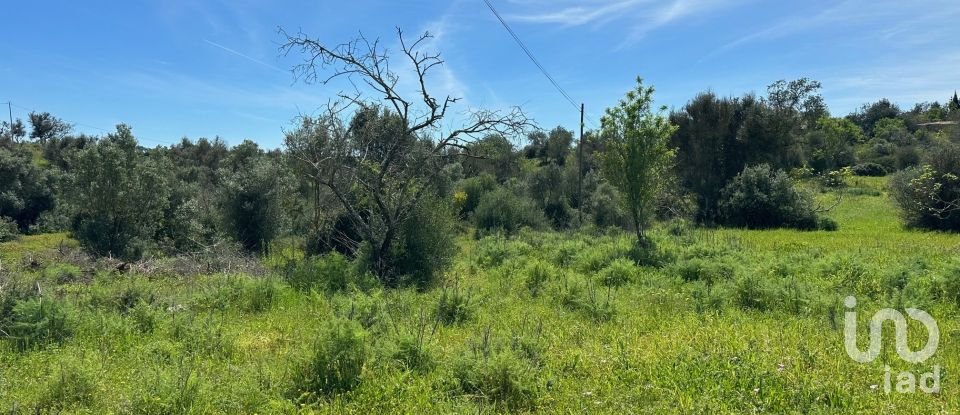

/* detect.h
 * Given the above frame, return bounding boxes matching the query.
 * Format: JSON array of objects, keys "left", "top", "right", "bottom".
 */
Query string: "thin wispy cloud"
[
  {"left": 702, "top": 0, "right": 960, "bottom": 62},
  {"left": 507, "top": 0, "right": 649, "bottom": 27},
  {"left": 505, "top": 0, "right": 748, "bottom": 44},
  {"left": 203, "top": 39, "right": 287, "bottom": 74},
  {"left": 823, "top": 52, "right": 960, "bottom": 111}
]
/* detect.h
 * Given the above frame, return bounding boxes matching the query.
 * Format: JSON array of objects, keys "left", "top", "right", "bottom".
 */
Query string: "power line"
[{"left": 482, "top": 0, "right": 580, "bottom": 113}]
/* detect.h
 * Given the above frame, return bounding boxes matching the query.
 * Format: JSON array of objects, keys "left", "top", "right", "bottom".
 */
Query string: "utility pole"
[
  {"left": 5, "top": 102, "right": 12, "bottom": 142},
  {"left": 578, "top": 103, "right": 584, "bottom": 225}
]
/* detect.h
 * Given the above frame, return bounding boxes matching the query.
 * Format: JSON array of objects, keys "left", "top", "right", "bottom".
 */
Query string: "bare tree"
[{"left": 280, "top": 27, "right": 531, "bottom": 283}]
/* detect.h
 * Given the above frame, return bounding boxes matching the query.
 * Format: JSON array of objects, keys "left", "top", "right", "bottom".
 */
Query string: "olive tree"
[
  {"left": 68, "top": 125, "right": 171, "bottom": 259},
  {"left": 280, "top": 27, "right": 530, "bottom": 283},
  {"left": 598, "top": 78, "right": 677, "bottom": 245}
]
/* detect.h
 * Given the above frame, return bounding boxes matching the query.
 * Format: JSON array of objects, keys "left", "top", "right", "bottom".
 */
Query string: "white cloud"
[
  {"left": 505, "top": 0, "right": 748, "bottom": 42},
  {"left": 703, "top": 0, "right": 960, "bottom": 61},
  {"left": 823, "top": 52, "right": 960, "bottom": 112},
  {"left": 507, "top": 0, "right": 650, "bottom": 26}
]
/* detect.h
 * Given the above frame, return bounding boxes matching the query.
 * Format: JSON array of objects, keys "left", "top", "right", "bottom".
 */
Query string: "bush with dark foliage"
[{"left": 719, "top": 164, "right": 825, "bottom": 230}]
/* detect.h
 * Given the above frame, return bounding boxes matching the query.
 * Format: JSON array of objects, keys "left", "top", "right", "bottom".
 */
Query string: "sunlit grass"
[{"left": 2, "top": 178, "right": 959, "bottom": 413}]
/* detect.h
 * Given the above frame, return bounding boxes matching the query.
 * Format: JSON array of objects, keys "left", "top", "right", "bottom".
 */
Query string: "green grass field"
[{"left": 2, "top": 178, "right": 960, "bottom": 413}]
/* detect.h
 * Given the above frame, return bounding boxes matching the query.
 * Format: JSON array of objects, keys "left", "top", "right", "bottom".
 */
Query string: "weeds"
[
  {"left": 292, "top": 318, "right": 368, "bottom": 401},
  {"left": 436, "top": 281, "right": 474, "bottom": 325}
]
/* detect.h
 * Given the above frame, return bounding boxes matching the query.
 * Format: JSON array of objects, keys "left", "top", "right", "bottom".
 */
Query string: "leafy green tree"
[
  {"left": 872, "top": 118, "right": 913, "bottom": 145},
  {"left": 807, "top": 117, "right": 862, "bottom": 172},
  {"left": 524, "top": 126, "right": 573, "bottom": 166},
  {"left": 68, "top": 125, "right": 171, "bottom": 259},
  {"left": 28, "top": 112, "right": 72, "bottom": 144},
  {"left": 847, "top": 99, "right": 901, "bottom": 135},
  {"left": 461, "top": 134, "right": 519, "bottom": 182},
  {"left": 598, "top": 78, "right": 677, "bottom": 244},
  {"left": 669, "top": 92, "right": 745, "bottom": 222},
  {"left": 1, "top": 118, "right": 26, "bottom": 144},
  {"left": 0, "top": 145, "right": 55, "bottom": 231},
  {"left": 218, "top": 141, "right": 282, "bottom": 252}
]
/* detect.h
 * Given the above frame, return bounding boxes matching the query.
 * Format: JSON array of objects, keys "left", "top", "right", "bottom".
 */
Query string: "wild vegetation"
[{"left": 1, "top": 28, "right": 959, "bottom": 413}]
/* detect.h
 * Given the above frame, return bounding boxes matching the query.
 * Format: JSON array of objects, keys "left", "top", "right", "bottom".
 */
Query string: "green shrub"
[
  {"left": 731, "top": 274, "right": 826, "bottom": 315},
  {"left": 0, "top": 146, "right": 56, "bottom": 232},
  {"left": 219, "top": 155, "right": 282, "bottom": 253},
  {"left": 473, "top": 188, "right": 547, "bottom": 237},
  {"left": 820, "top": 169, "right": 849, "bottom": 188},
  {"left": 285, "top": 252, "right": 368, "bottom": 293},
  {"left": 587, "top": 182, "right": 630, "bottom": 229},
  {"left": 554, "top": 277, "right": 615, "bottom": 322},
  {"left": 719, "top": 164, "right": 822, "bottom": 230},
  {"left": 42, "top": 263, "right": 82, "bottom": 284},
  {"left": 190, "top": 276, "right": 278, "bottom": 314},
  {"left": 889, "top": 143, "right": 960, "bottom": 231},
  {"left": 240, "top": 278, "right": 280, "bottom": 313},
  {"left": 391, "top": 332, "right": 435, "bottom": 373},
  {"left": 937, "top": 260, "right": 960, "bottom": 307},
  {"left": 851, "top": 163, "right": 887, "bottom": 177},
  {"left": 629, "top": 240, "right": 677, "bottom": 268},
  {"left": 0, "top": 216, "right": 18, "bottom": 242},
  {"left": 674, "top": 258, "right": 736, "bottom": 285},
  {"left": 88, "top": 278, "right": 157, "bottom": 314},
  {"left": 129, "top": 301, "right": 159, "bottom": 334},
  {"left": 381, "top": 195, "right": 458, "bottom": 288},
  {"left": 292, "top": 319, "right": 368, "bottom": 400},
  {"left": 473, "top": 236, "right": 533, "bottom": 268},
  {"left": 38, "top": 363, "right": 97, "bottom": 410},
  {"left": 523, "top": 260, "right": 556, "bottom": 296},
  {"left": 1, "top": 298, "right": 74, "bottom": 351},
  {"left": 452, "top": 351, "right": 539, "bottom": 411},
  {"left": 456, "top": 173, "right": 497, "bottom": 216},
  {"left": 733, "top": 274, "right": 773, "bottom": 311},
  {"left": 549, "top": 240, "right": 586, "bottom": 267},
  {"left": 333, "top": 291, "right": 385, "bottom": 330},
  {"left": 689, "top": 281, "right": 732, "bottom": 313},
  {"left": 818, "top": 217, "right": 839, "bottom": 231},
  {"left": 436, "top": 283, "right": 473, "bottom": 325},
  {"left": 169, "top": 314, "right": 235, "bottom": 358},
  {"left": 574, "top": 240, "right": 632, "bottom": 273},
  {"left": 597, "top": 258, "right": 637, "bottom": 288}
]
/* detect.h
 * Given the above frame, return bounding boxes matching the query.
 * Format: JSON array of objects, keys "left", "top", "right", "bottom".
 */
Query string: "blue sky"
[{"left": 1, "top": 0, "right": 958, "bottom": 148}]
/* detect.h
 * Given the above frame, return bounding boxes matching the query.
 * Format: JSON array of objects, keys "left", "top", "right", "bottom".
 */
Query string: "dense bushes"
[
  {"left": 377, "top": 196, "right": 457, "bottom": 287},
  {"left": 0, "top": 297, "right": 75, "bottom": 351},
  {"left": 68, "top": 126, "right": 171, "bottom": 259},
  {"left": 219, "top": 155, "right": 282, "bottom": 252},
  {"left": 473, "top": 188, "right": 547, "bottom": 236},
  {"left": 284, "top": 252, "right": 370, "bottom": 293},
  {"left": 455, "top": 173, "right": 497, "bottom": 217},
  {"left": 889, "top": 143, "right": 960, "bottom": 231},
  {"left": 0, "top": 216, "right": 18, "bottom": 242},
  {"left": 851, "top": 162, "right": 887, "bottom": 177},
  {"left": 0, "top": 146, "right": 56, "bottom": 232},
  {"left": 719, "top": 164, "right": 829, "bottom": 230}
]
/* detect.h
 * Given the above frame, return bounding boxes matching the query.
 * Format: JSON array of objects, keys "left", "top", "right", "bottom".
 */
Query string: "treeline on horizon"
[{"left": 2, "top": 76, "right": 959, "bottom": 286}]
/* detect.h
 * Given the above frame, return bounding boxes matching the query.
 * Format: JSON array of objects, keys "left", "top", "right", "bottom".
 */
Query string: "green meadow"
[{"left": 2, "top": 177, "right": 959, "bottom": 414}]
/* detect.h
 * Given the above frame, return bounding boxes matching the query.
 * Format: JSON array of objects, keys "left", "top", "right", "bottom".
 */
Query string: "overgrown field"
[{"left": 2, "top": 178, "right": 960, "bottom": 414}]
